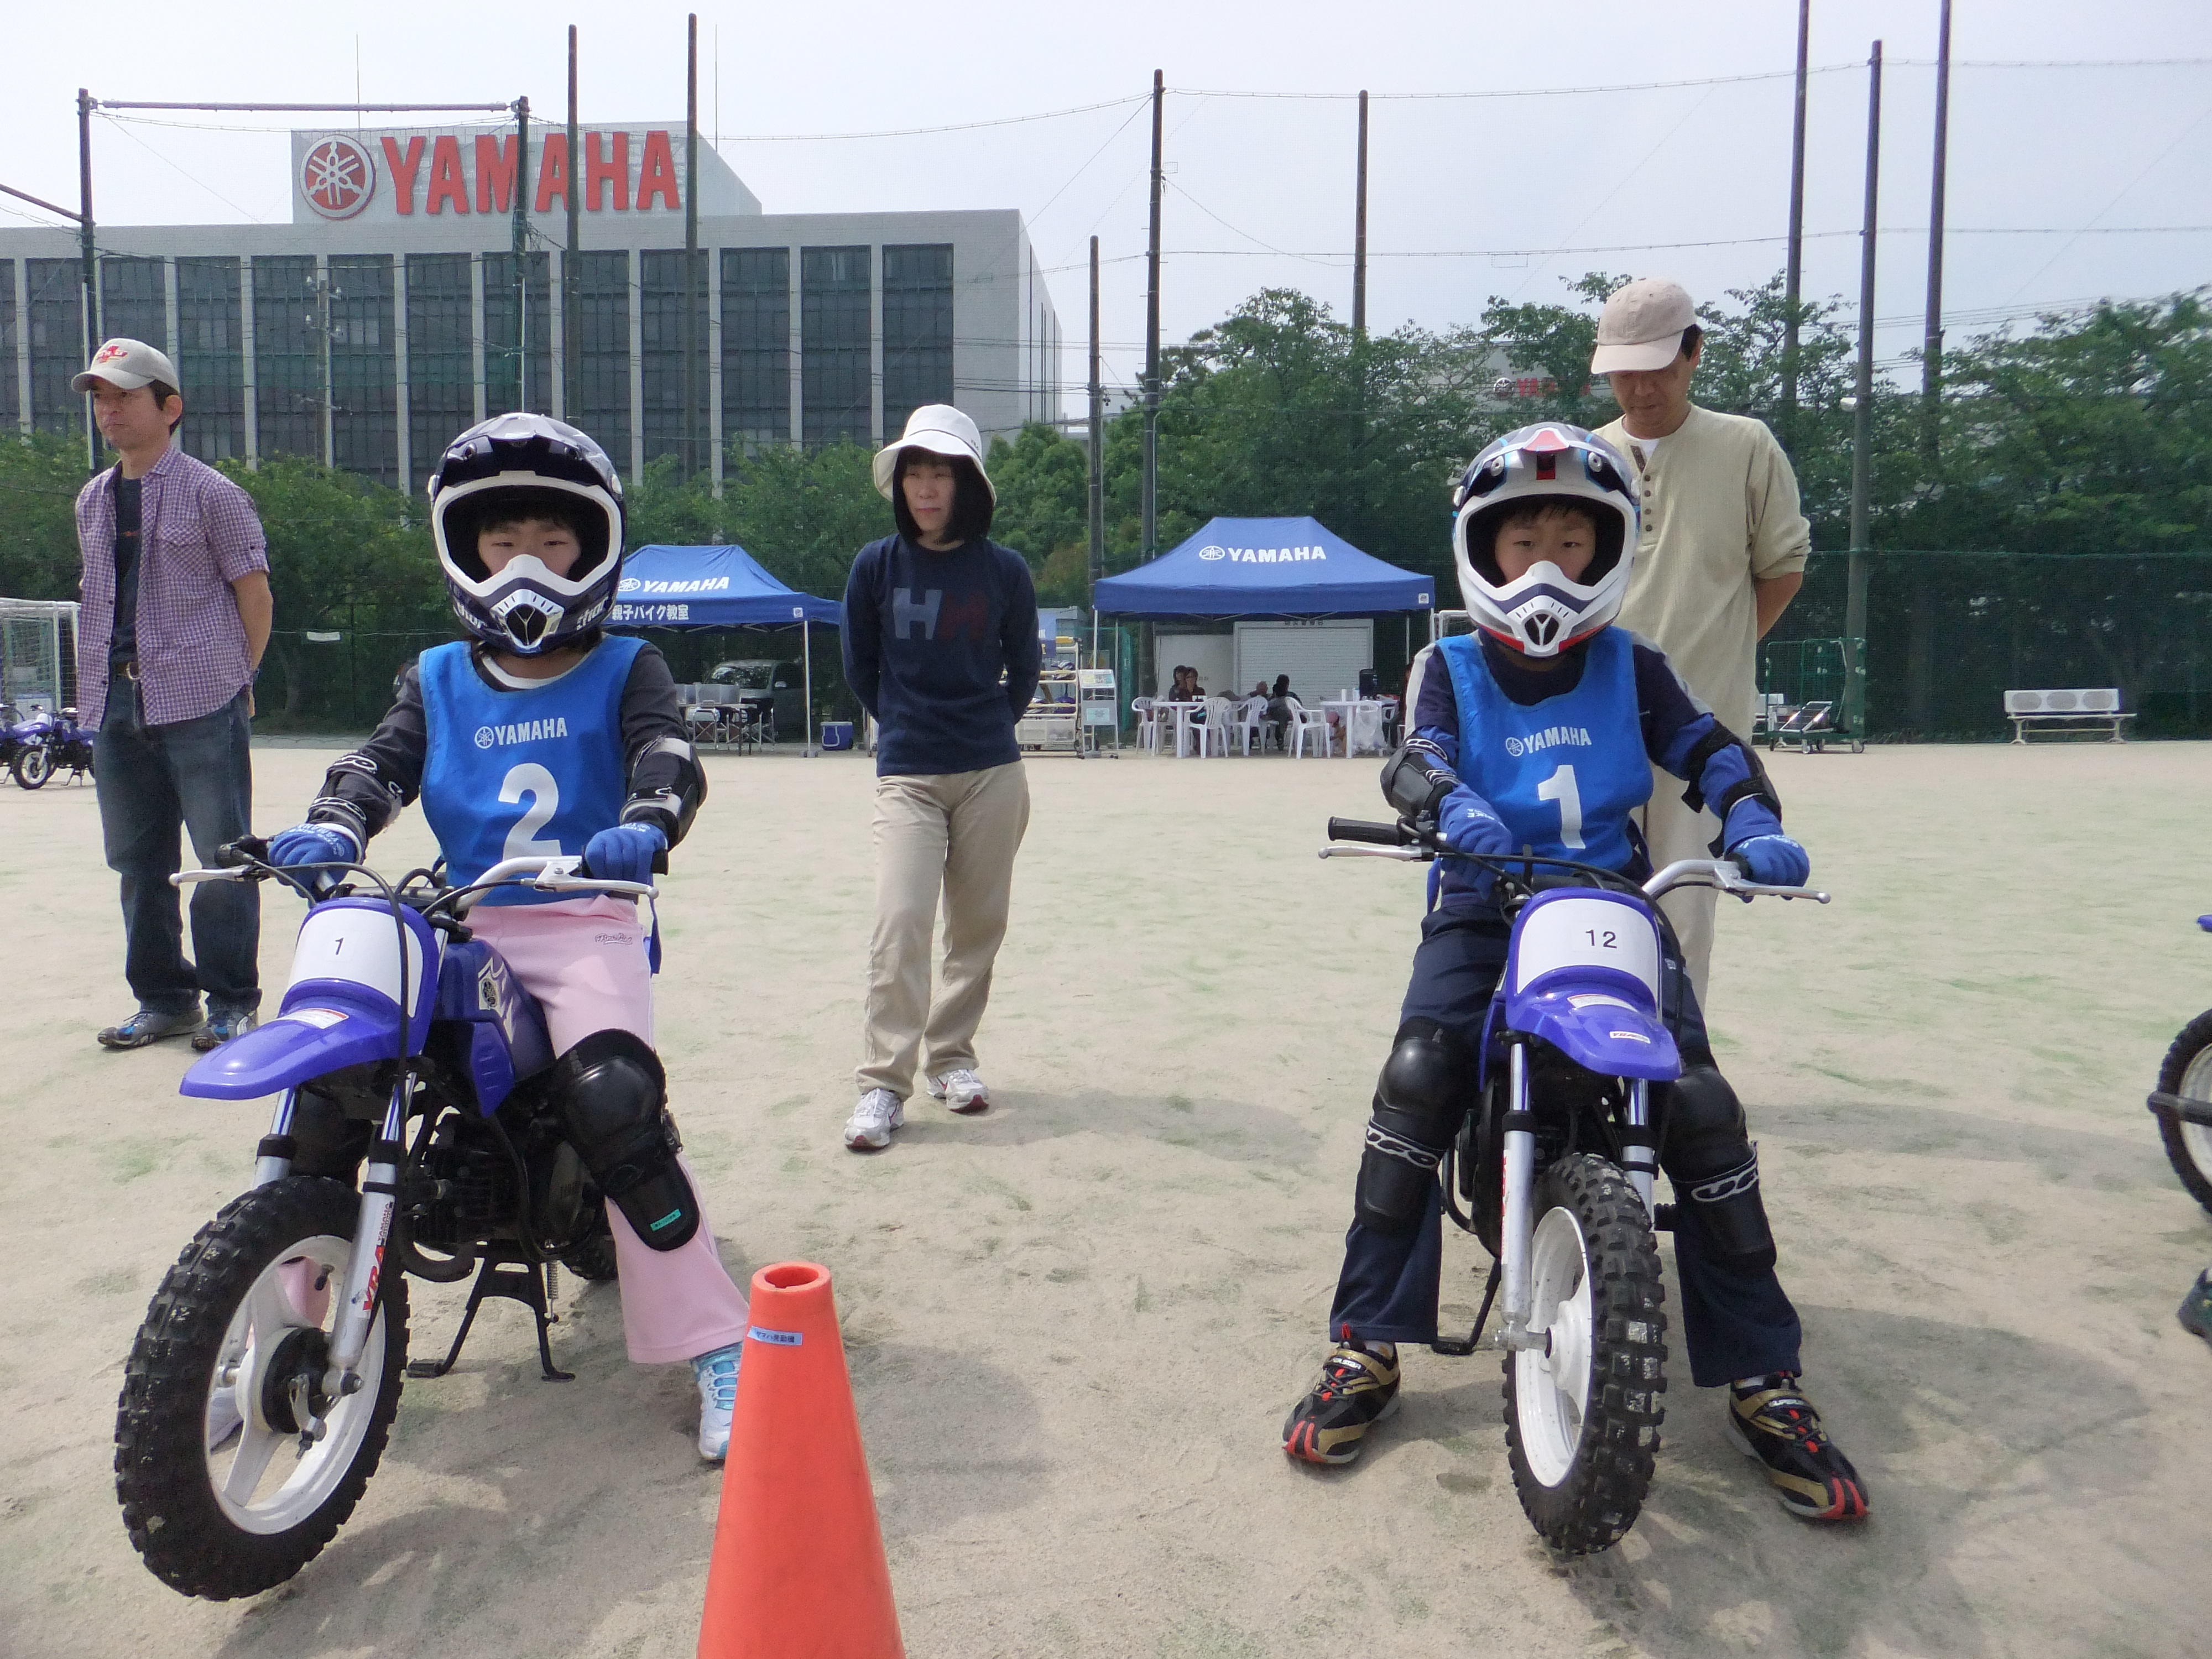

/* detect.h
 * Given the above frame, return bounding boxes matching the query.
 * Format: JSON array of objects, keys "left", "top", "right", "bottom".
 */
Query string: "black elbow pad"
[{"left": 1380, "top": 741, "right": 1459, "bottom": 823}]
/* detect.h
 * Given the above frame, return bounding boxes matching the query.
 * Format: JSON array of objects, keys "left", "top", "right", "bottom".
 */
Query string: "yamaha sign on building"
[{"left": 0, "top": 121, "right": 1060, "bottom": 492}]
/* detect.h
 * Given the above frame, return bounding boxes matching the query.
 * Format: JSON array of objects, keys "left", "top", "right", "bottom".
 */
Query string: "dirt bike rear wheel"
[
  {"left": 1502, "top": 1153, "right": 1668, "bottom": 1556},
  {"left": 114, "top": 1177, "right": 408, "bottom": 1599},
  {"left": 12, "top": 743, "right": 52, "bottom": 789},
  {"left": 2156, "top": 1011, "right": 2212, "bottom": 1214}
]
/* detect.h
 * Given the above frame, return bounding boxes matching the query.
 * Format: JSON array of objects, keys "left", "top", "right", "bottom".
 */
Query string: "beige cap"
[
  {"left": 1590, "top": 279, "right": 1697, "bottom": 374},
  {"left": 73, "top": 337, "right": 180, "bottom": 394}
]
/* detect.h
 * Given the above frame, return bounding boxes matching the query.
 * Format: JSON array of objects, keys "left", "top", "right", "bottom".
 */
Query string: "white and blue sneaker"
[{"left": 691, "top": 1343, "right": 741, "bottom": 1461}]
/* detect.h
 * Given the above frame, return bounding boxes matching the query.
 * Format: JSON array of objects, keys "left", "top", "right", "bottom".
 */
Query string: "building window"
[
  {"left": 482, "top": 251, "right": 553, "bottom": 420},
  {"left": 252, "top": 255, "right": 322, "bottom": 463},
  {"left": 801, "top": 245, "right": 870, "bottom": 447},
  {"left": 638, "top": 248, "right": 708, "bottom": 468},
  {"left": 100, "top": 257, "right": 167, "bottom": 354},
  {"left": 406, "top": 253, "right": 473, "bottom": 486},
  {"left": 0, "top": 266, "right": 15, "bottom": 432},
  {"left": 720, "top": 247, "right": 788, "bottom": 453},
  {"left": 328, "top": 255, "right": 397, "bottom": 487},
  {"left": 882, "top": 244, "right": 953, "bottom": 441},
  {"left": 177, "top": 258, "right": 244, "bottom": 464},
  {"left": 26, "top": 259, "right": 84, "bottom": 438},
  {"left": 575, "top": 250, "right": 632, "bottom": 467}
]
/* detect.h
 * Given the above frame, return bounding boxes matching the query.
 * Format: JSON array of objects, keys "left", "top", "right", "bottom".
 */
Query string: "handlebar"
[
  {"left": 1319, "top": 819, "right": 1829, "bottom": 904},
  {"left": 174, "top": 844, "right": 658, "bottom": 912}
]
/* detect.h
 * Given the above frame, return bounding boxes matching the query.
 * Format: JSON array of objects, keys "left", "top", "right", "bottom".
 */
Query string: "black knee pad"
[
  {"left": 548, "top": 1030, "right": 700, "bottom": 1252},
  {"left": 1354, "top": 1019, "right": 1470, "bottom": 1235},
  {"left": 1661, "top": 1063, "right": 1775, "bottom": 1270}
]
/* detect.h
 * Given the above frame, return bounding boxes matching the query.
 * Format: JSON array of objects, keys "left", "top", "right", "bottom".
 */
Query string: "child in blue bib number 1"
[
  {"left": 1281, "top": 423, "right": 1867, "bottom": 1525},
  {"left": 265, "top": 414, "right": 748, "bottom": 1460}
]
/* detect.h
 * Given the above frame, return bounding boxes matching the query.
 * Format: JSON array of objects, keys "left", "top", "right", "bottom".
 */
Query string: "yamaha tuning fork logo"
[{"left": 300, "top": 135, "right": 378, "bottom": 220}]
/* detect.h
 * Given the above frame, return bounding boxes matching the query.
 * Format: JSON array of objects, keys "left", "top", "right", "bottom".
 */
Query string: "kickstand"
[
  {"left": 1430, "top": 1261, "right": 1502, "bottom": 1358},
  {"left": 407, "top": 1250, "right": 574, "bottom": 1382}
]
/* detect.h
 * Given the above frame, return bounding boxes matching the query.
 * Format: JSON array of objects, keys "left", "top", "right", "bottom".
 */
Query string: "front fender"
[
  {"left": 1506, "top": 991, "right": 1680, "bottom": 1081},
  {"left": 180, "top": 993, "right": 408, "bottom": 1099}
]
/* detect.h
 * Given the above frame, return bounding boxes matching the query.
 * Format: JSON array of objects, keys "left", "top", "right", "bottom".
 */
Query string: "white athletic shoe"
[
  {"left": 691, "top": 1343, "right": 740, "bottom": 1462},
  {"left": 843, "top": 1088, "right": 905, "bottom": 1150},
  {"left": 926, "top": 1068, "right": 990, "bottom": 1114}
]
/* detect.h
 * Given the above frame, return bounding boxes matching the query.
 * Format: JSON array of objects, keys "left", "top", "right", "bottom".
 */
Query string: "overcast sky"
[{"left": 9, "top": 0, "right": 2209, "bottom": 411}]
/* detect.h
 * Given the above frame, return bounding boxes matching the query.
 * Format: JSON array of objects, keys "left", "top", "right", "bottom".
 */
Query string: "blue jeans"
[
  {"left": 1327, "top": 904, "right": 1802, "bottom": 1387},
  {"left": 95, "top": 681, "right": 260, "bottom": 1017}
]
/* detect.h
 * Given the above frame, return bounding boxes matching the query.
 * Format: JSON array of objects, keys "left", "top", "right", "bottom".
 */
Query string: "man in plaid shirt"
[{"left": 72, "top": 339, "right": 274, "bottom": 1051}]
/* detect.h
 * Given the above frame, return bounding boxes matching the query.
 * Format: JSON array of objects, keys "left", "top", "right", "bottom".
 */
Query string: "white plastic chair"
[
  {"left": 1131, "top": 696, "right": 1161, "bottom": 754},
  {"left": 1231, "top": 696, "right": 1267, "bottom": 755},
  {"left": 1197, "top": 696, "right": 1234, "bottom": 757},
  {"left": 1290, "top": 705, "right": 1335, "bottom": 758}
]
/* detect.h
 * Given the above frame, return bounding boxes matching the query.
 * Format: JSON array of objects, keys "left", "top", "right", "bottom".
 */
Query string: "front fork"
[
  {"left": 326, "top": 1075, "right": 408, "bottom": 1382},
  {"left": 1495, "top": 1040, "right": 1545, "bottom": 1353}
]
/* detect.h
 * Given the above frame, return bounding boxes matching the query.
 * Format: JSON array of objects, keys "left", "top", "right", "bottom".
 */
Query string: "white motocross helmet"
[
  {"left": 1450, "top": 423, "right": 1640, "bottom": 658},
  {"left": 429, "top": 413, "right": 627, "bottom": 655}
]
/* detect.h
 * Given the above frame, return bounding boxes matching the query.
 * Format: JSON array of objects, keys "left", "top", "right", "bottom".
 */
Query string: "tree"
[
  {"left": 1478, "top": 272, "right": 1631, "bottom": 430},
  {"left": 0, "top": 433, "right": 96, "bottom": 602},
  {"left": 985, "top": 422, "right": 1089, "bottom": 603},
  {"left": 719, "top": 440, "right": 887, "bottom": 600}
]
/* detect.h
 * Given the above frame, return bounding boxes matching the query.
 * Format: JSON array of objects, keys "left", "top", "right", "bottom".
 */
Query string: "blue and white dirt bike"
[
  {"left": 2148, "top": 915, "right": 2212, "bottom": 1216},
  {"left": 114, "top": 838, "right": 660, "bottom": 1599},
  {"left": 1321, "top": 813, "right": 1827, "bottom": 1554},
  {"left": 8, "top": 704, "right": 95, "bottom": 789}
]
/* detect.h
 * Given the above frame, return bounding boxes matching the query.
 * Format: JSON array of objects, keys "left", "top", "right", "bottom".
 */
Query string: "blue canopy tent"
[
  {"left": 1091, "top": 517, "right": 1433, "bottom": 618},
  {"left": 608, "top": 544, "right": 844, "bottom": 752}
]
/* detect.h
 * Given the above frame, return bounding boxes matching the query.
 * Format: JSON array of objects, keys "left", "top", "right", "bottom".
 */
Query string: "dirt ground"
[{"left": 2, "top": 738, "right": 2207, "bottom": 1659}]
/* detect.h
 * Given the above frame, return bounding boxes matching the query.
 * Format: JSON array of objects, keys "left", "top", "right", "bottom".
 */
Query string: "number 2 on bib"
[
  {"left": 1536, "top": 763, "right": 1584, "bottom": 850},
  {"left": 499, "top": 763, "right": 565, "bottom": 860}
]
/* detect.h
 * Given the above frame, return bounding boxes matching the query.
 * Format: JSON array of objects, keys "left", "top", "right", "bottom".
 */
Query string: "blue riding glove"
[
  {"left": 1720, "top": 797, "right": 1810, "bottom": 886},
  {"left": 1437, "top": 786, "right": 1514, "bottom": 861},
  {"left": 582, "top": 822, "right": 667, "bottom": 885},
  {"left": 267, "top": 822, "right": 361, "bottom": 892}
]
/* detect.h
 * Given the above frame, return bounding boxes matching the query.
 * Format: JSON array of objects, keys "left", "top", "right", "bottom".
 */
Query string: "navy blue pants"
[
  {"left": 1327, "top": 906, "right": 1802, "bottom": 1388},
  {"left": 95, "top": 681, "right": 260, "bottom": 1018}
]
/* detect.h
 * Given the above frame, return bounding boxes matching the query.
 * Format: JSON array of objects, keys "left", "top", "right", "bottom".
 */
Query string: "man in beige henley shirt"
[{"left": 1593, "top": 278, "right": 1809, "bottom": 1003}]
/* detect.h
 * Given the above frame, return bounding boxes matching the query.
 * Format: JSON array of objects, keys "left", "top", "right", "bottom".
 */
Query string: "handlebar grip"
[
  {"left": 1327, "top": 817, "right": 1412, "bottom": 847},
  {"left": 213, "top": 836, "right": 269, "bottom": 869}
]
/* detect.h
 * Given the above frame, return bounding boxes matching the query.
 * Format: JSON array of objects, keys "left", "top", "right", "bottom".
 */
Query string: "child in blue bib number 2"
[
  {"left": 1281, "top": 424, "right": 1867, "bottom": 1525},
  {"left": 265, "top": 414, "right": 749, "bottom": 1460}
]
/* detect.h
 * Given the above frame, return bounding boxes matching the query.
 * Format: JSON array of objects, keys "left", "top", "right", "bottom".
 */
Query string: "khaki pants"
[
  {"left": 858, "top": 762, "right": 1030, "bottom": 1098},
  {"left": 1639, "top": 772, "right": 1719, "bottom": 1010}
]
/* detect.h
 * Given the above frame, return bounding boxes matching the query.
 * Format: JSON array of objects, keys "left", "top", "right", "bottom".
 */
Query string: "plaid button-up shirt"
[{"left": 75, "top": 445, "right": 270, "bottom": 726}]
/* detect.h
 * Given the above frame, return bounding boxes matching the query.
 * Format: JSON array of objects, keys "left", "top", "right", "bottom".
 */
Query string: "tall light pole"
[
  {"left": 1781, "top": 0, "right": 1810, "bottom": 443},
  {"left": 1142, "top": 70, "right": 1163, "bottom": 562},
  {"left": 1845, "top": 40, "right": 1882, "bottom": 739}
]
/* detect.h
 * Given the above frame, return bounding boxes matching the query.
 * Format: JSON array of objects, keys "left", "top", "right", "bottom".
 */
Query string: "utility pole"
[
  {"left": 1921, "top": 0, "right": 1952, "bottom": 465},
  {"left": 1845, "top": 39, "right": 1882, "bottom": 739},
  {"left": 1352, "top": 90, "right": 1369, "bottom": 341},
  {"left": 684, "top": 13, "right": 701, "bottom": 479},
  {"left": 1142, "top": 69, "right": 1163, "bottom": 562},
  {"left": 565, "top": 28, "right": 581, "bottom": 419},
  {"left": 1780, "top": 0, "right": 1810, "bottom": 443},
  {"left": 78, "top": 88, "right": 100, "bottom": 475},
  {"left": 511, "top": 96, "right": 531, "bottom": 410},
  {"left": 1087, "top": 236, "right": 1104, "bottom": 598}
]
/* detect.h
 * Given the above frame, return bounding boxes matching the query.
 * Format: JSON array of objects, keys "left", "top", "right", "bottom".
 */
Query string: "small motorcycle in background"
[
  {"left": 9, "top": 706, "right": 96, "bottom": 789},
  {"left": 2148, "top": 915, "right": 2212, "bottom": 1215}
]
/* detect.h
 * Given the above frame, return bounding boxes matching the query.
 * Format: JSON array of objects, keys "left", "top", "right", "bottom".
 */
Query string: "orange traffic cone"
[{"left": 697, "top": 1262, "right": 905, "bottom": 1659}]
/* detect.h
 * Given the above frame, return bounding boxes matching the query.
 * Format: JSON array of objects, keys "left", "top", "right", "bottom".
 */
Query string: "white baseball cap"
[
  {"left": 73, "top": 337, "right": 181, "bottom": 394},
  {"left": 873, "top": 404, "right": 997, "bottom": 504},
  {"left": 1589, "top": 279, "right": 1698, "bottom": 375}
]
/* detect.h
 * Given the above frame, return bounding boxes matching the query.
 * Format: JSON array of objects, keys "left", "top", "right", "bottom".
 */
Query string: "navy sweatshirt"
[{"left": 842, "top": 534, "right": 1041, "bottom": 776}]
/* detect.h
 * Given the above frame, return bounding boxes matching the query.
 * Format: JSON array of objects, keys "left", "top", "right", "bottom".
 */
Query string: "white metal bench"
[{"left": 2004, "top": 688, "right": 2135, "bottom": 744}]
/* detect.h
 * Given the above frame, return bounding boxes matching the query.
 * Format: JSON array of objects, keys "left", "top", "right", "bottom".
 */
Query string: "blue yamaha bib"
[
  {"left": 419, "top": 636, "right": 645, "bottom": 905},
  {"left": 1437, "top": 630, "right": 1652, "bottom": 873}
]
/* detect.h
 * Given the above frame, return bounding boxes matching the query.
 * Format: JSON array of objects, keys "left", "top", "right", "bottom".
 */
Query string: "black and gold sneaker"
[
  {"left": 1724, "top": 1374, "right": 1869, "bottom": 1521},
  {"left": 1282, "top": 1343, "right": 1401, "bottom": 1465}
]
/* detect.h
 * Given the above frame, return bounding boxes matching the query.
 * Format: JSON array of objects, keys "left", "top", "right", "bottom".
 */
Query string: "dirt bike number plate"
[
  {"left": 286, "top": 906, "right": 426, "bottom": 1013},
  {"left": 1511, "top": 896, "right": 1660, "bottom": 997}
]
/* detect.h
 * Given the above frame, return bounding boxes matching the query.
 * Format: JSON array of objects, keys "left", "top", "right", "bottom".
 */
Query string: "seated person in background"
[
  {"left": 1169, "top": 665, "right": 1204, "bottom": 701},
  {"left": 1265, "top": 672, "right": 1302, "bottom": 747}
]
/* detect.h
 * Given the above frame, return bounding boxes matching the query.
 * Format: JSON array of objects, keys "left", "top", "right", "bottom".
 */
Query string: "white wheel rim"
[
  {"left": 2179, "top": 1047, "right": 2212, "bottom": 1184},
  {"left": 203, "top": 1233, "right": 390, "bottom": 1536},
  {"left": 1514, "top": 1204, "right": 1594, "bottom": 1488}
]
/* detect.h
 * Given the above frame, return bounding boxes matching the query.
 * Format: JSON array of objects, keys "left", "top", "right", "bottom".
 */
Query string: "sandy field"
[{"left": 2, "top": 737, "right": 2208, "bottom": 1659}]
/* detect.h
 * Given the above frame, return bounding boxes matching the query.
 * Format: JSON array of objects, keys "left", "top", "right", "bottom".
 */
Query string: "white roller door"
[
  {"left": 1155, "top": 633, "right": 1236, "bottom": 698},
  {"left": 1234, "top": 620, "right": 1373, "bottom": 703}
]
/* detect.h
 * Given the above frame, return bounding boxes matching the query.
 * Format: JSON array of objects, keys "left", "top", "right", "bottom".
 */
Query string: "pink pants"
[{"left": 465, "top": 896, "right": 749, "bottom": 1365}]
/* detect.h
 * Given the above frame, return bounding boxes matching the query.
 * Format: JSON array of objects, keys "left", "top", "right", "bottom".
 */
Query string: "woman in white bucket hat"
[{"left": 840, "top": 405, "right": 1041, "bottom": 1151}]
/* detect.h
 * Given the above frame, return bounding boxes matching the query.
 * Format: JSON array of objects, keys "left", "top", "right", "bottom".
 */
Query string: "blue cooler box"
[{"left": 820, "top": 720, "right": 855, "bottom": 751}]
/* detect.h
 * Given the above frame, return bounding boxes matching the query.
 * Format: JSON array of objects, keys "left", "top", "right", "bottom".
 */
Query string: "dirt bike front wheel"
[
  {"left": 2156, "top": 1011, "right": 2212, "bottom": 1214},
  {"left": 12, "top": 743, "right": 52, "bottom": 789},
  {"left": 114, "top": 1176, "right": 409, "bottom": 1599},
  {"left": 1502, "top": 1153, "right": 1668, "bottom": 1556}
]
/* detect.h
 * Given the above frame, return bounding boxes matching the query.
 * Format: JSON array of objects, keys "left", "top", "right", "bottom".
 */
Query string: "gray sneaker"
[
  {"left": 843, "top": 1088, "right": 904, "bottom": 1151},
  {"left": 926, "top": 1068, "right": 991, "bottom": 1114},
  {"left": 192, "top": 1008, "right": 259, "bottom": 1052},
  {"left": 97, "top": 1005, "right": 207, "bottom": 1050}
]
